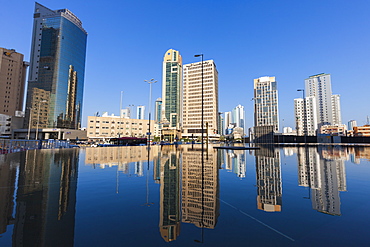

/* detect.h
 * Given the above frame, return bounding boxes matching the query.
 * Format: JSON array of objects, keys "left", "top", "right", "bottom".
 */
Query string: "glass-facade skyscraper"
[
  {"left": 25, "top": 3, "right": 87, "bottom": 130},
  {"left": 161, "top": 49, "right": 182, "bottom": 129}
]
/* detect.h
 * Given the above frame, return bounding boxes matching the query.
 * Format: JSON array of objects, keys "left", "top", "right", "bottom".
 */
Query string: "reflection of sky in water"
[{"left": 0, "top": 145, "right": 369, "bottom": 246}]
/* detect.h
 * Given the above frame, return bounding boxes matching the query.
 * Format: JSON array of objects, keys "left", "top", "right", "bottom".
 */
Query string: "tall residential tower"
[{"left": 25, "top": 3, "right": 87, "bottom": 130}]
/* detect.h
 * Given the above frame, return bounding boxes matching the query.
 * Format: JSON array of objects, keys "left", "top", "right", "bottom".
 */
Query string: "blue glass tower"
[{"left": 25, "top": 3, "right": 87, "bottom": 130}]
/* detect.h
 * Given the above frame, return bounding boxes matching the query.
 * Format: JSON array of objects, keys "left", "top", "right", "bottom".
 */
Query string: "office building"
[
  {"left": 232, "top": 104, "right": 245, "bottom": 134},
  {"left": 0, "top": 48, "right": 28, "bottom": 117},
  {"left": 136, "top": 105, "right": 145, "bottom": 120},
  {"left": 305, "top": 73, "right": 342, "bottom": 129},
  {"left": 155, "top": 98, "right": 162, "bottom": 123},
  {"left": 87, "top": 112, "right": 155, "bottom": 141},
  {"left": 25, "top": 3, "right": 87, "bottom": 130},
  {"left": 161, "top": 49, "right": 182, "bottom": 129},
  {"left": 294, "top": 96, "right": 317, "bottom": 136},
  {"left": 348, "top": 120, "right": 357, "bottom": 131},
  {"left": 182, "top": 60, "right": 219, "bottom": 139},
  {"left": 224, "top": 111, "right": 231, "bottom": 135}
]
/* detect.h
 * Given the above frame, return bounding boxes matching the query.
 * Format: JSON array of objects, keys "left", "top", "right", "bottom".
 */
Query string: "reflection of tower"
[
  {"left": 297, "top": 147, "right": 347, "bottom": 215},
  {"left": 225, "top": 150, "right": 246, "bottom": 178},
  {"left": 0, "top": 153, "right": 20, "bottom": 234},
  {"left": 13, "top": 149, "right": 79, "bottom": 246},
  {"left": 159, "top": 146, "right": 181, "bottom": 242},
  {"left": 182, "top": 146, "right": 220, "bottom": 229},
  {"left": 254, "top": 146, "right": 282, "bottom": 212}
]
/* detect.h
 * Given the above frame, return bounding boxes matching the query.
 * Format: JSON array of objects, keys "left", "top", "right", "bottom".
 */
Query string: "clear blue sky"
[{"left": 2, "top": 0, "right": 370, "bottom": 130}]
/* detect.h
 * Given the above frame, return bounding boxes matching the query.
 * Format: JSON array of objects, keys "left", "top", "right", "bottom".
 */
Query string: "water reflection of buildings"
[
  {"left": 254, "top": 146, "right": 282, "bottom": 212},
  {"left": 158, "top": 146, "right": 181, "bottom": 242},
  {"left": 0, "top": 153, "right": 20, "bottom": 234},
  {"left": 297, "top": 147, "right": 347, "bottom": 216},
  {"left": 225, "top": 149, "right": 246, "bottom": 178},
  {"left": 85, "top": 146, "right": 159, "bottom": 176},
  {"left": 12, "top": 149, "right": 78, "bottom": 246},
  {"left": 181, "top": 146, "right": 220, "bottom": 229}
]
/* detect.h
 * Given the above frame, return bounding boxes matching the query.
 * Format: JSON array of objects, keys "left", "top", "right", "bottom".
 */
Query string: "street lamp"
[
  {"left": 35, "top": 100, "right": 47, "bottom": 140},
  {"left": 297, "top": 89, "right": 306, "bottom": 143},
  {"left": 144, "top": 79, "right": 157, "bottom": 145},
  {"left": 194, "top": 54, "right": 204, "bottom": 147}
]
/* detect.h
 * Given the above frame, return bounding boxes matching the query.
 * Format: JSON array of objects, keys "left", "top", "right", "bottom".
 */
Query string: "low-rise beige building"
[
  {"left": 320, "top": 124, "right": 347, "bottom": 136},
  {"left": 353, "top": 125, "right": 370, "bottom": 137},
  {"left": 87, "top": 112, "right": 156, "bottom": 141}
]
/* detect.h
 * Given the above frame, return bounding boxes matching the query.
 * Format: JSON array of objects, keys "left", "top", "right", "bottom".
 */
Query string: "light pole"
[
  {"left": 144, "top": 79, "right": 157, "bottom": 145},
  {"left": 35, "top": 100, "right": 47, "bottom": 140},
  {"left": 297, "top": 89, "right": 306, "bottom": 143},
  {"left": 194, "top": 54, "right": 204, "bottom": 148}
]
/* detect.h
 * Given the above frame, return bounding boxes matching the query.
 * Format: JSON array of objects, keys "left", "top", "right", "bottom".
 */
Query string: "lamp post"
[
  {"left": 194, "top": 54, "right": 204, "bottom": 148},
  {"left": 35, "top": 100, "right": 47, "bottom": 140},
  {"left": 144, "top": 79, "right": 157, "bottom": 146},
  {"left": 297, "top": 89, "right": 306, "bottom": 143}
]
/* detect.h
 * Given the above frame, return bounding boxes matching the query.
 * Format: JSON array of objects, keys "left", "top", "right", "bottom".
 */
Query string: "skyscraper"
[
  {"left": 253, "top": 76, "right": 279, "bottom": 132},
  {"left": 304, "top": 73, "right": 342, "bottom": 128},
  {"left": 161, "top": 49, "right": 182, "bottom": 129},
  {"left": 232, "top": 104, "right": 245, "bottom": 133},
  {"left": 25, "top": 3, "right": 87, "bottom": 130},
  {"left": 182, "top": 60, "right": 219, "bottom": 139},
  {"left": 0, "top": 48, "right": 28, "bottom": 117},
  {"left": 155, "top": 98, "right": 162, "bottom": 123},
  {"left": 136, "top": 105, "right": 145, "bottom": 120}
]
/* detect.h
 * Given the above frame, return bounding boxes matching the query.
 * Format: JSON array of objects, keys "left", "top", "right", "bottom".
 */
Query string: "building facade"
[
  {"left": 182, "top": 60, "right": 219, "bottom": 139},
  {"left": 0, "top": 48, "right": 28, "bottom": 117},
  {"left": 25, "top": 3, "right": 87, "bottom": 130},
  {"left": 294, "top": 96, "right": 317, "bottom": 136},
  {"left": 155, "top": 98, "right": 162, "bottom": 123},
  {"left": 87, "top": 112, "right": 155, "bottom": 141},
  {"left": 161, "top": 49, "right": 182, "bottom": 129},
  {"left": 253, "top": 76, "right": 279, "bottom": 133},
  {"left": 305, "top": 73, "right": 342, "bottom": 129},
  {"left": 136, "top": 105, "right": 145, "bottom": 120},
  {"left": 232, "top": 104, "right": 245, "bottom": 135}
]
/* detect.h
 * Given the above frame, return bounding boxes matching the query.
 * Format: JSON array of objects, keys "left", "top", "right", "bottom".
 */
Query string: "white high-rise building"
[
  {"left": 182, "top": 60, "right": 219, "bottom": 139},
  {"left": 305, "top": 73, "right": 341, "bottom": 128},
  {"left": 294, "top": 96, "right": 318, "bottom": 136},
  {"left": 224, "top": 112, "right": 232, "bottom": 135},
  {"left": 331, "top": 94, "right": 342, "bottom": 125},
  {"left": 137, "top": 105, "right": 145, "bottom": 120},
  {"left": 120, "top": 108, "right": 130, "bottom": 119},
  {"left": 253, "top": 76, "right": 279, "bottom": 132},
  {"left": 232, "top": 105, "right": 245, "bottom": 130}
]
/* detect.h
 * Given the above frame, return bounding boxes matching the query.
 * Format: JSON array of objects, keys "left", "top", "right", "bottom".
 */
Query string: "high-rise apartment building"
[
  {"left": 25, "top": 3, "right": 87, "bottom": 130},
  {"left": 136, "top": 105, "right": 145, "bottom": 120},
  {"left": 182, "top": 60, "right": 219, "bottom": 139},
  {"left": 294, "top": 96, "right": 317, "bottom": 136},
  {"left": 253, "top": 76, "right": 279, "bottom": 132},
  {"left": 305, "top": 73, "right": 341, "bottom": 128},
  {"left": 0, "top": 48, "right": 28, "bottom": 117},
  {"left": 161, "top": 49, "right": 182, "bottom": 129}
]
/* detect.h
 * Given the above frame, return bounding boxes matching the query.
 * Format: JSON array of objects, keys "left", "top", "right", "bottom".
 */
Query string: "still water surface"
[{"left": 0, "top": 145, "right": 369, "bottom": 246}]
